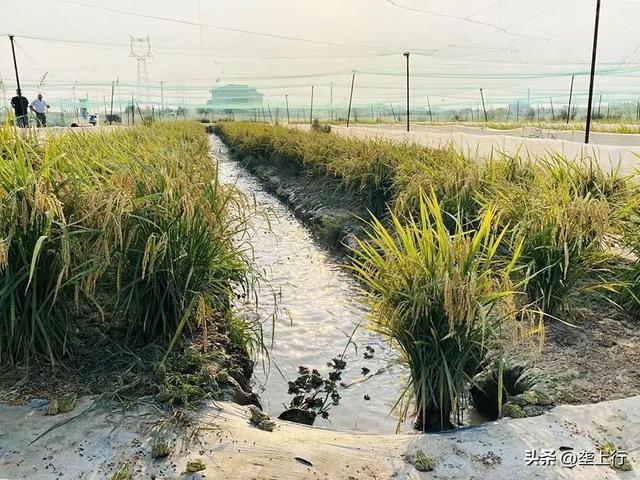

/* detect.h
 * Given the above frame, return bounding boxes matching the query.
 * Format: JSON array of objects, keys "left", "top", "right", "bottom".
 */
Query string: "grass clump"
[
  {"left": 186, "top": 458, "right": 207, "bottom": 472},
  {"left": 110, "top": 463, "right": 132, "bottom": 480},
  {"left": 351, "top": 192, "right": 519, "bottom": 431},
  {"left": 150, "top": 438, "right": 172, "bottom": 459}
]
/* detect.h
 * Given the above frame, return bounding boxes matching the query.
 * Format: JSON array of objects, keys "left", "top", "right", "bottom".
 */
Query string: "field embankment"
[{"left": 1, "top": 395, "right": 639, "bottom": 479}]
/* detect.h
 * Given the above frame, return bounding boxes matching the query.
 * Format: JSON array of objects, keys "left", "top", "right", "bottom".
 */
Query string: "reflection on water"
[{"left": 211, "top": 135, "right": 410, "bottom": 433}]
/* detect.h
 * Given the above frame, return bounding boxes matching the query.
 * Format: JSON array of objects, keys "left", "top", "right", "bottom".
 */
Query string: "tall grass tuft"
[{"left": 351, "top": 191, "right": 519, "bottom": 431}]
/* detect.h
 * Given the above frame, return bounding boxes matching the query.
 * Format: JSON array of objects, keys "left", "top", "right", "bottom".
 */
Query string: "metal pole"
[
  {"left": 567, "top": 75, "right": 575, "bottom": 124},
  {"left": 285, "top": 94, "right": 290, "bottom": 124},
  {"left": 585, "top": 0, "right": 601, "bottom": 144},
  {"left": 480, "top": 88, "right": 488, "bottom": 122},
  {"left": 550, "top": 97, "right": 555, "bottom": 120},
  {"left": 403, "top": 52, "right": 410, "bottom": 132},
  {"left": 109, "top": 80, "right": 115, "bottom": 125},
  {"left": 160, "top": 80, "right": 164, "bottom": 117},
  {"left": 346, "top": 73, "right": 355, "bottom": 127},
  {"left": 427, "top": 96, "right": 433, "bottom": 122},
  {"left": 309, "top": 85, "right": 314, "bottom": 124},
  {"left": 8, "top": 35, "right": 22, "bottom": 97},
  {"left": 330, "top": 81, "right": 333, "bottom": 122}
]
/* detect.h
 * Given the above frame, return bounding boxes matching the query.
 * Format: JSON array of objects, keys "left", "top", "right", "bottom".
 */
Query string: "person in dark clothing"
[{"left": 10, "top": 90, "right": 29, "bottom": 127}]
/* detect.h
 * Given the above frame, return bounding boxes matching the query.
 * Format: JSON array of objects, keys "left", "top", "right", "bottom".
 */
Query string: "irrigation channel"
[{"left": 210, "top": 134, "right": 413, "bottom": 433}]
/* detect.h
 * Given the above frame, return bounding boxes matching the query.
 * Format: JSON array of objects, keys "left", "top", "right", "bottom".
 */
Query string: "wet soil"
[
  {"left": 0, "top": 317, "right": 254, "bottom": 409},
  {"left": 514, "top": 301, "right": 640, "bottom": 406}
]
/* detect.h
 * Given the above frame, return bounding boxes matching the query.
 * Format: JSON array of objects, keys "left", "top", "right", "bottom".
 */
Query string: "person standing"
[
  {"left": 30, "top": 93, "right": 50, "bottom": 127},
  {"left": 10, "top": 90, "right": 29, "bottom": 128}
]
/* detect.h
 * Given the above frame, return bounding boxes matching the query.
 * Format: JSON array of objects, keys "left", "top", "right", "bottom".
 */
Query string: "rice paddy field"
[
  {"left": 0, "top": 121, "right": 260, "bottom": 405},
  {"left": 2, "top": 119, "right": 640, "bottom": 478}
]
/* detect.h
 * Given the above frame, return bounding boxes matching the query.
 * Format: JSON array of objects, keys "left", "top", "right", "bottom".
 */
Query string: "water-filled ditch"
[{"left": 211, "top": 135, "right": 410, "bottom": 433}]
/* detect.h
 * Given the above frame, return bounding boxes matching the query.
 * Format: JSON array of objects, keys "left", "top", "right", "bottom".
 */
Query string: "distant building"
[{"left": 206, "top": 84, "right": 264, "bottom": 111}]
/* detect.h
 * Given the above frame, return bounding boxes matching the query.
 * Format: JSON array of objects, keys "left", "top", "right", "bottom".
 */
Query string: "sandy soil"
[{"left": 1, "top": 396, "right": 638, "bottom": 479}]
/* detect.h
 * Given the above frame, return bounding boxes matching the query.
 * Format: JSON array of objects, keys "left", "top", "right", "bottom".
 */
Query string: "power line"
[
  {"left": 382, "top": 0, "right": 548, "bottom": 41},
  {"left": 51, "top": 0, "right": 434, "bottom": 53}
]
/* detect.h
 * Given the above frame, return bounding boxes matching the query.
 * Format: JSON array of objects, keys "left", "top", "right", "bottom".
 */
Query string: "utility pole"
[
  {"left": 109, "top": 80, "right": 116, "bottom": 125},
  {"left": 8, "top": 35, "right": 22, "bottom": 99},
  {"left": 131, "top": 93, "right": 135, "bottom": 124},
  {"left": 550, "top": 97, "right": 555, "bottom": 120},
  {"left": 160, "top": 80, "right": 165, "bottom": 117},
  {"left": 403, "top": 52, "right": 410, "bottom": 132},
  {"left": 285, "top": 94, "right": 290, "bottom": 124},
  {"left": 480, "top": 88, "right": 488, "bottom": 122},
  {"left": 567, "top": 75, "right": 575, "bottom": 124},
  {"left": 330, "top": 81, "right": 333, "bottom": 122},
  {"left": 347, "top": 72, "right": 356, "bottom": 127},
  {"left": 8, "top": 34, "right": 27, "bottom": 127},
  {"left": 426, "top": 96, "right": 433, "bottom": 122},
  {"left": 309, "top": 85, "right": 314, "bottom": 124},
  {"left": 585, "top": 0, "right": 601, "bottom": 144}
]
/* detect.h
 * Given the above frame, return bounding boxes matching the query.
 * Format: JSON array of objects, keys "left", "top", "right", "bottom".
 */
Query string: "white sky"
[{"left": 1, "top": 0, "right": 639, "bottom": 110}]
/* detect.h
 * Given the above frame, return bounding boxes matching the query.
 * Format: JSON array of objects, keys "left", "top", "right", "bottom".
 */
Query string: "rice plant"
[
  {"left": 0, "top": 121, "right": 254, "bottom": 364},
  {"left": 351, "top": 191, "right": 519, "bottom": 431},
  {"left": 487, "top": 156, "right": 621, "bottom": 317}
]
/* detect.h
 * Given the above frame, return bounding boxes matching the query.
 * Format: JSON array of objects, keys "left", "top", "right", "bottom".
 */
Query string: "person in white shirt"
[{"left": 29, "top": 94, "right": 50, "bottom": 127}]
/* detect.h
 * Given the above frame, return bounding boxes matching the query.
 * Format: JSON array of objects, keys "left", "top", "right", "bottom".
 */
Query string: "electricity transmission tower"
[{"left": 130, "top": 36, "right": 152, "bottom": 105}]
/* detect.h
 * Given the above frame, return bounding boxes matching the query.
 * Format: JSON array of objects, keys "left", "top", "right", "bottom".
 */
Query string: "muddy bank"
[
  {"left": 0, "top": 323, "right": 258, "bottom": 414},
  {"left": 1, "top": 395, "right": 638, "bottom": 479}
]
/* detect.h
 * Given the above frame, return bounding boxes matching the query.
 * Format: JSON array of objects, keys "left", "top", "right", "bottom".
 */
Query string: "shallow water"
[{"left": 211, "top": 135, "right": 410, "bottom": 434}]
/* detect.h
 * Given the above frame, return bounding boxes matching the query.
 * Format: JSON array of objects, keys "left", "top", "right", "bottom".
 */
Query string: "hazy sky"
[{"left": 1, "top": 0, "right": 639, "bottom": 110}]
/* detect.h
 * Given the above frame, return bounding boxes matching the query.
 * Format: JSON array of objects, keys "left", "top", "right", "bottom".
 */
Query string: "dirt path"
[
  {"left": 1, "top": 396, "right": 638, "bottom": 479},
  {"left": 298, "top": 124, "right": 640, "bottom": 177}
]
